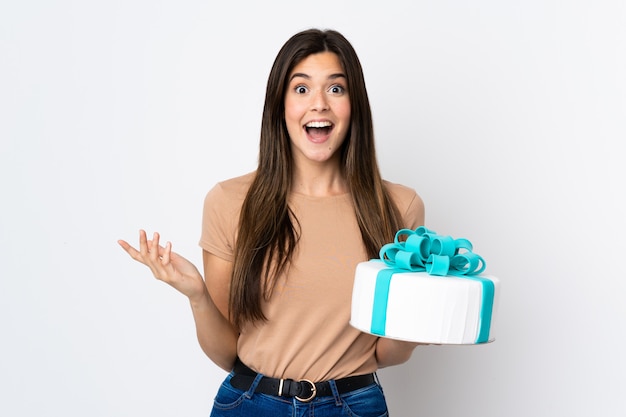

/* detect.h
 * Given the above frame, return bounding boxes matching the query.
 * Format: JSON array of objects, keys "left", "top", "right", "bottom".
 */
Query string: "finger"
[
  {"left": 139, "top": 230, "right": 163, "bottom": 276},
  {"left": 138, "top": 229, "right": 149, "bottom": 256},
  {"left": 150, "top": 232, "right": 161, "bottom": 262},
  {"left": 118, "top": 239, "right": 131, "bottom": 251},
  {"left": 150, "top": 242, "right": 171, "bottom": 258},
  {"left": 160, "top": 241, "right": 172, "bottom": 266},
  {"left": 150, "top": 233, "right": 174, "bottom": 280},
  {"left": 118, "top": 239, "right": 142, "bottom": 261}
]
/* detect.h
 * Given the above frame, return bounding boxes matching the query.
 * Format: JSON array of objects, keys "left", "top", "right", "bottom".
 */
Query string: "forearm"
[
  {"left": 189, "top": 289, "right": 239, "bottom": 371},
  {"left": 375, "top": 338, "right": 420, "bottom": 368}
]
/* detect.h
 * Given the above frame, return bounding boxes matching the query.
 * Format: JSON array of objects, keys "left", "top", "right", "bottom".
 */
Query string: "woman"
[{"left": 119, "top": 28, "right": 425, "bottom": 416}]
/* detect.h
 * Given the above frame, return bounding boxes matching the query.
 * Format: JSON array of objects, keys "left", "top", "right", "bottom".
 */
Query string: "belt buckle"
[{"left": 295, "top": 379, "right": 316, "bottom": 402}]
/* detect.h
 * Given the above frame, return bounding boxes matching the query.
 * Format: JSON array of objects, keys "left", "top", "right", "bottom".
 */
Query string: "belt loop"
[
  {"left": 328, "top": 379, "right": 342, "bottom": 406},
  {"left": 373, "top": 372, "right": 383, "bottom": 393},
  {"left": 244, "top": 373, "right": 264, "bottom": 399},
  {"left": 278, "top": 378, "right": 285, "bottom": 397}
]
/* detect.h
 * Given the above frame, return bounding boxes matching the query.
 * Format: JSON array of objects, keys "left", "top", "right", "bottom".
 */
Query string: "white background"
[{"left": 1, "top": 1, "right": 624, "bottom": 416}]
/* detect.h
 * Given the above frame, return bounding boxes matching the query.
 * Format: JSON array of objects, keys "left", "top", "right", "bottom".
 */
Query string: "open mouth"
[{"left": 304, "top": 121, "right": 334, "bottom": 140}]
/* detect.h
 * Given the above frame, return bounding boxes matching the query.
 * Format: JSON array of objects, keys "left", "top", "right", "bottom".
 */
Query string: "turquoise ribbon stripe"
[
  {"left": 371, "top": 268, "right": 395, "bottom": 335},
  {"left": 461, "top": 275, "right": 495, "bottom": 343},
  {"left": 371, "top": 227, "right": 495, "bottom": 343}
]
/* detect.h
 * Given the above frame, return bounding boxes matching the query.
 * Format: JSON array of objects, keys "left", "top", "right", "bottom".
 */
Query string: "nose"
[{"left": 311, "top": 89, "right": 329, "bottom": 111}]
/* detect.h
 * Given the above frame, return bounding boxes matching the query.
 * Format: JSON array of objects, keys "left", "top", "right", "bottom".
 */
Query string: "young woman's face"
[{"left": 284, "top": 52, "right": 351, "bottom": 166}]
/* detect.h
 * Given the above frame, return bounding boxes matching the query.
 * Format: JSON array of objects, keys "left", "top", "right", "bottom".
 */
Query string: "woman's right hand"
[
  {"left": 118, "top": 230, "right": 207, "bottom": 302},
  {"left": 119, "top": 230, "right": 238, "bottom": 370}
]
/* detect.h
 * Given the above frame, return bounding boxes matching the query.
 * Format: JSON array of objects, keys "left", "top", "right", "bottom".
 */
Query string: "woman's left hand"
[{"left": 375, "top": 338, "right": 424, "bottom": 368}]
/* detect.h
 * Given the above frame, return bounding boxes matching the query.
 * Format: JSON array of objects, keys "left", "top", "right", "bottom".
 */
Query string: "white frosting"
[{"left": 350, "top": 261, "right": 500, "bottom": 344}]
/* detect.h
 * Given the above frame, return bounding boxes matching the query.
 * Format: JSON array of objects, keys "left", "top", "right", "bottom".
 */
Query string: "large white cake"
[{"left": 350, "top": 227, "right": 500, "bottom": 345}]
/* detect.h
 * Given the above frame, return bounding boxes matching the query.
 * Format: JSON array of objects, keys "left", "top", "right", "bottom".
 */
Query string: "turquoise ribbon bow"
[{"left": 371, "top": 227, "right": 495, "bottom": 343}]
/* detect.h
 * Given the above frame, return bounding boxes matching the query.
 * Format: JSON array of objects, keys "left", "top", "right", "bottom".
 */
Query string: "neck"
[{"left": 291, "top": 162, "right": 348, "bottom": 197}]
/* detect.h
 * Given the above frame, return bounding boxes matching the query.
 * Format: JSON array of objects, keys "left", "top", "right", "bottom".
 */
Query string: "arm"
[
  {"left": 193, "top": 250, "right": 238, "bottom": 371},
  {"left": 375, "top": 339, "right": 422, "bottom": 368},
  {"left": 118, "top": 230, "right": 238, "bottom": 371}
]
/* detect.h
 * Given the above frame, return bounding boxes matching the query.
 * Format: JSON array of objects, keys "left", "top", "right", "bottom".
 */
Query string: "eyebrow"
[{"left": 289, "top": 72, "right": 346, "bottom": 82}]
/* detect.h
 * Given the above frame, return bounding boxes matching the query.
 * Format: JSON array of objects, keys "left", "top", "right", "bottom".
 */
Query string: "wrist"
[
  {"left": 188, "top": 287, "right": 212, "bottom": 310},
  {"left": 375, "top": 338, "right": 420, "bottom": 368}
]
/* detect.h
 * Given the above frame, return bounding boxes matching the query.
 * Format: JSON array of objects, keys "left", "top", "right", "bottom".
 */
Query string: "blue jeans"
[{"left": 210, "top": 372, "right": 389, "bottom": 417}]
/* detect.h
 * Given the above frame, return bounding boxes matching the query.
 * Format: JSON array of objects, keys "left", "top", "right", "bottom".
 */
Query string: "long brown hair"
[{"left": 230, "top": 29, "right": 403, "bottom": 329}]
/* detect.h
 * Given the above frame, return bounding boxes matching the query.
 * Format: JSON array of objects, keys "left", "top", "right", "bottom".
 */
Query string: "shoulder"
[
  {"left": 213, "top": 171, "right": 256, "bottom": 197},
  {"left": 383, "top": 180, "right": 425, "bottom": 228},
  {"left": 383, "top": 180, "right": 421, "bottom": 206},
  {"left": 200, "top": 172, "right": 256, "bottom": 254},
  {"left": 205, "top": 171, "right": 256, "bottom": 204}
]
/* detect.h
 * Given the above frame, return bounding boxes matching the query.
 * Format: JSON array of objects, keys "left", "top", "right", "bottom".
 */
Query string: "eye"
[
  {"left": 329, "top": 84, "right": 346, "bottom": 95},
  {"left": 295, "top": 85, "right": 308, "bottom": 94}
]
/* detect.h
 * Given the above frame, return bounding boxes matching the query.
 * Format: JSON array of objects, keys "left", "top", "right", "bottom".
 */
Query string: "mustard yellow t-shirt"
[{"left": 199, "top": 171, "right": 424, "bottom": 381}]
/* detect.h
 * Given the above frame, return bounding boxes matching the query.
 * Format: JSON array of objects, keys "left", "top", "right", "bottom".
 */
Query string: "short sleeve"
[
  {"left": 199, "top": 184, "right": 240, "bottom": 262},
  {"left": 402, "top": 191, "right": 425, "bottom": 229},
  {"left": 384, "top": 181, "right": 425, "bottom": 230}
]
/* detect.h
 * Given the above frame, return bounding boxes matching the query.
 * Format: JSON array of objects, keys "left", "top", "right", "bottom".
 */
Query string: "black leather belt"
[{"left": 230, "top": 359, "right": 376, "bottom": 403}]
